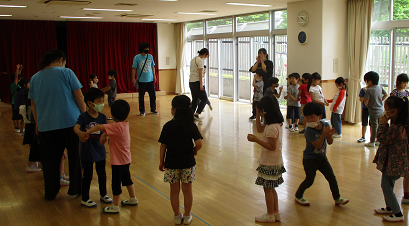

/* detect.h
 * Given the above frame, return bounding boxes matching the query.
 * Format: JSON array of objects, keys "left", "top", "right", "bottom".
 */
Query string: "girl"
[
  {"left": 189, "top": 48, "right": 209, "bottom": 122},
  {"left": 247, "top": 95, "right": 286, "bottom": 223},
  {"left": 373, "top": 96, "right": 409, "bottom": 222},
  {"left": 89, "top": 73, "right": 99, "bottom": 88},
  {"left": 158, "top": 95, "right": 203, "bottom": 225},
  {"left": 328, "top": 77, "right": 348, "bottom": 138},
  {"left": 308, "top": 72, "right": 328, "bottom": 119}
]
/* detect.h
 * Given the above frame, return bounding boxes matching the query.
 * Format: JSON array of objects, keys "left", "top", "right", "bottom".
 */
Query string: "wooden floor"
[{"left": 0, "top": 95, "right": 408, "bottom": 226}]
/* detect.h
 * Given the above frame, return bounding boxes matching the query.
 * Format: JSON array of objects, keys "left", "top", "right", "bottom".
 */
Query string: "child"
[
  {"left": 10, "top": 64, "right": 23, "bottom": 133},
  {"left": 200, "top": 65, "right": 212, "bottom": 111},
  {"left": 85, "top": 99, "right": 137, "bottom": 214},
  {"left": 294, "top": 102, "right": 349, "bottom": 206},
  {"left": 327, "top": 77, "right": 348, "bottom": 138},
  {"left": 59, "top": 152, "right": 69, "bottom": 186},
  {"left": 297, "top": 73, "right": 312, "bottom": 134},
  {"left": 363, "top": 71, "right": 388, "bottom": 147},
  {"left": 249, "top": 73, "right": 264, "bottom": 120},
  {"left": 373, "top": 96, "right": 409, "bottom": 222},
  {"left": 14, "top": 78, "right": 29, "bottom": 136},
  {"left": 308, "top": 72, "right": 328, "bottom": 119},
  {"left": 89, "top": 73, "right": 99, "bottom": 89},
  {"left": 357, "top": 85, "right": 369, "bottom": 143},
  {"left": 286, "top": 73, "right": 301, "bottom": 132},
  {"left": 264, "top": 77, "right": 283, "bottom": 99},
  {"left": 247, "top": 95, "right": 286, "bottom": 223},
  {"left": 74, "top": 88, "right": 112, "bottom": 207},
  {"left": 389, "top": 73, "right": 409, "bottom": 205},
  {"left": 101, "top": 70, "right": 117, "bottom": 120},
  {"left": 158, "top": 95, "right": 203, "bottom": 225},
  {"left": 20, "top": 88, "right": 42, "bottom": 172}
]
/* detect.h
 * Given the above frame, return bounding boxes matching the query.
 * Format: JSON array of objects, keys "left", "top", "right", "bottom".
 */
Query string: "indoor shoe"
[
  {"left": 365, "top": 142, "right": 375, "bottom": 147},
  {"left": 382, "top": 214, "right": 404, "bottom": 222},
  {"left": 255, "top": 213, "right": 275, "bottom": 223},
  {"left": 81, "top": 199, "right": 97, "bottom": 208},
  {"left": 332, "top": 134, "right": 342, "bottom": 138},
  {"left": 103, "top": 206, "right": 120, "bottom": 214},
  {"left": 357, "top": 137, "right": 365, "bottom": 143},
  {"left": 183, "top": 215, "right": 193, "bottom": 225},
  {"left": 374, "top": 207, "right": 393, "bottom": 214},
  {"left": 121, "top": 198, "right": 138, "bottom": 206},
  {"left": 335, "top": 197, "right": 349, "bottom": 205},
  {"left": 174, "top": 213, "right": 183, "bottom": 225},
  {"left": 100, "top": 195, "right": 113, "bottom": 203},
  {"left": 295, "top": 197, "right": 310, "bottom": 206},
  {"left": 140, "top": 112, "right": 145, "bottom": 116},
  {"left": 25, "top": 166, "right": 42, "bottom": 173},
  {"left": 151, "top": 110, "right": 159, "bottom": 115},
  {"left": 60, "top": 179, "right": 70, "bottom": 186},
  {"left": 274, "top": 212, "right": 281, "bottom": 221},
  {"left": 294, "top": 126, "right": 299, "bottom": 131}
]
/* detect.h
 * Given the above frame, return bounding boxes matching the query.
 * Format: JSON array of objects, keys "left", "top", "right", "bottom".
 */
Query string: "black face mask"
[{"left": 144, "top": 49, "right": 149, "bottom": 54}]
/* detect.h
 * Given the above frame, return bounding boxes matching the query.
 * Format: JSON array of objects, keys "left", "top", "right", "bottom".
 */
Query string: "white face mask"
[
  {"left": 306, "top": 121, "right": 320, "bottom": 128},
  {"left": 337, "top": 86, "right": 342, "bottom": 90}
]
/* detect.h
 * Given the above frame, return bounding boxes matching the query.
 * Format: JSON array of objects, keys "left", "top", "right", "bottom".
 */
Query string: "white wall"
[
  {"left": 322, "top": 0, "right": 348, "bottom": 80},
  {"left": 287, "top": 0, "right": 323, "bottom": 76},
  {"left": 157, "top": 23, "right": 177, "bottom": 70}
]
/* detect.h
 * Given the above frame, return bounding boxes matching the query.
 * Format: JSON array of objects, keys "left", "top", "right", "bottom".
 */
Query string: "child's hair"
[
  {"left": 108, "top": 70, "right": 117, "bottom": 78},
  {"left": 171, "top": 95, "right": 195, "bottom": 133},
  {"left": 335, "top": 77, "right": 348, "bottom": 97},
  {"left": 268, "top": 77, "right": 279, "bottom": 87},
  {"left": 111, "top": 99, "right": 130, "bottom": 121},
  {"left": 89, "top": 73, "right": 97, "bottom": 80},
  {"left": 258, "top": 48, "right": 269, "bottom": 60},
  {"left": 288, "top": 73, "right": 300, "bottom": 80},
  {"left": 363, "top": 71, "right": 379, "bottom": 85},
  {"left": 18, "top": 78, "right": 29, "bottom": 89},
  {"left": 84, "top": 88, "right": 105, "bottom": 107},
  {"left": 303, "top": 102, "right": 323, "bottom": 116},
  {"left": 307, "top": 72, "right": 321, "bottom": 91},
  {"left": 198, "top": 48, "right": 209, "bottom": 56},
  {"left": 39, "top": 49, "right": 67, "bottom": 68},
  {"left": 396, "top": 73, "right": 408, "bottom": 88},
  {"left": 139, "top": 42, "right": 151, "bottom": 53},
  {"left": 302, "top": 73, "right": 311, "bottom": 81},
  {"left": 257, "top": 95, "right": 284, "bottom": 125},
  {"left": 385, "top": 96, "right": 409, "bottom": 139}
]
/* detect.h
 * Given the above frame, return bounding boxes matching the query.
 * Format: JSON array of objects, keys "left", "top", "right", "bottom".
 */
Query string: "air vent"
[
  {"left": 119, "top": 14, "right": 153, "bottom": 18},
  {"left": 200, "top": 10, "right": 217, "bottom": 13},
  {"left": 115, "top": 3, "right": 137, "bottom": 6},
  {"left": 43, "top": 0, "right": 91, "bottom": 6}
]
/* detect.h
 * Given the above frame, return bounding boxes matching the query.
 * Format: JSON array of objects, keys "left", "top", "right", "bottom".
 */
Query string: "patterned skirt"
[{"left": 255, "top": 164, "right": 286, "bottom": 188}]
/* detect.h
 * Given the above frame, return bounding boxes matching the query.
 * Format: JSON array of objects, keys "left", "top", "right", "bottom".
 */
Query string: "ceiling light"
[
  {"left": 82, "top": 8, "right": 134, "bottom": 12},
  {"left": 177, "top": 12, "right": 217, "bottom": 15},
  {"left": 0, "top": 5, "right": 27, "bottom": 8},
  {"left": 141, "top": 18, "right": 177, "bottom": 21},
  {"left": 0, "top": 14, "right": 12, "bottom": 17},
  {"left": 59, "top": 16, "right": 103, "bottom": 19},
  {"left": 226, "top": 2, "right": 272, "bottom": 7}
]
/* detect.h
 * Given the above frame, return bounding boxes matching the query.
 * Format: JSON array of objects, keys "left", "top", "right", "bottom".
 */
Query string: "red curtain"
[
  {"left": 66, "top": 22, "right": 158, "bottom": 93},
  {"left": 0, "top": 20, "right": 57, "bottom": 104}
]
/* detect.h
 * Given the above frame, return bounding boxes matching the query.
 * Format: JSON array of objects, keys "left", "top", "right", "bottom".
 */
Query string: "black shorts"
[
  {"left": 287, "top": 106, "right": 301, "bottom": 120},
  {"left": 111, "top": 164, "right": 133, "bottom": 196},
  {"left": 362, "top": 108, "right": 369, "bottom": 126},
  {"left": 12, "top": 104, "right": 23, "bottom": 120}
]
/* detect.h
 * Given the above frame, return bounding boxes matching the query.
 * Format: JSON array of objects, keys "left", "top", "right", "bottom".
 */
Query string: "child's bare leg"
[
  {"left": 14, "top": 120, "right": 19, "bottom": 128},
  {"left": 295, "top": 118, "right": 299, "bottom": 126},
  {"left": 287, "top": 119, "right": 292, "bottom": 127},
  {"left": 272, "top": 188, "right": 279, "bottom": 212},
  {"left": 263, "top": 187, "right": 275, "bottom": 214},
  {"left": 126, "top": 184, "right": 136, "bottom": 199},
  {"left": 113, "top": 195, "right": 120, "bottom": 206},
  {"left": 19, "top": 120, "right": 24, "bottom": 133},
  {"left": 362, "top": 126, "right": 367, "bottom": 138},
  {"left": 182, "top": 183, "right": 193, "bottom": 216},
  {"left": 170, "top": 182, "right": 181, "bottom": 215}
]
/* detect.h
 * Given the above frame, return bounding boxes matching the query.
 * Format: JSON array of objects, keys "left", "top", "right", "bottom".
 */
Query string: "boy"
[
  {"left": 101, "top": 70, "right": 117, "bottom": 120},
  {"left": 74, "top": 88, "right": 112, "bottom": 208},
  {"left": 85, "top": 99, "right": 138, "bottom": 214},
  {"left": 249, "top": 73, "right": 263, "bottom": 120},
  {"left": 363, "top": 71, "right": 388, "bottom": 147},
  {"left": 297, "top": 73, "right": 312, "bottom": 134},
  {"left": 11, "top": 64, "right": 23, "bottom": 133},
  {"left": 295, "top": 102, "right": 349, "bottom": 206},
  {"left": 286, "top": 73, "right": 301, "bottom": 132},
  {"left": 264, "top": 77, "right": 283, "bottom": 99}
]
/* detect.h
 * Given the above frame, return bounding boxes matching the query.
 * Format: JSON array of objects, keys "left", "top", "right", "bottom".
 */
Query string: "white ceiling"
[{"left": 0, "top": 0, "right": 302, "bottom": 23}]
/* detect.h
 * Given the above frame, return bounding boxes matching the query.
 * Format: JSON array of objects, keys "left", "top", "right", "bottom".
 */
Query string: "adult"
[
  {"left": 249, "top": 48, "right": 274, "bottom": 92},
  {"left": 29, "top": 49, "right": 86, "bottom": 200},
  {"left": 132, "top": 42, "right": 157, "bottom": 116},
  {"left": 189, "top": 48, "right": 209, "bottom": 122}
]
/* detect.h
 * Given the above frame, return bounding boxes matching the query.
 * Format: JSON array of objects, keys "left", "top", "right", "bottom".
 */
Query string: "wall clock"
[{"left": 297, "top": 11, "right": 309, "bottom": 26}]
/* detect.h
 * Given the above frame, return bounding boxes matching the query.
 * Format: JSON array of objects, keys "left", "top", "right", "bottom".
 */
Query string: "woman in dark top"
[{"left": 249, "top": 48, "right": 274, "bottom": 92}]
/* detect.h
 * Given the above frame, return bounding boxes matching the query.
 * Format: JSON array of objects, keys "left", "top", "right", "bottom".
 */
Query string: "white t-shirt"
[
  {"left": 189, "top": 56, "right": 204, "bottom": 83},
  {"left": 309, "top": 85, "right": 324, "bottom": 103},
  {"left": 259, "top": 123, "right": 283, "bottom": 166}
]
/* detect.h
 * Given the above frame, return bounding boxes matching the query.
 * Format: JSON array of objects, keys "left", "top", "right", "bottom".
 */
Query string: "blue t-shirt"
[
  {"left": 132, "top": 54, "right": 155, "bottom": 83},
  {"left": 76, "top": 112, "right": 107, "bottom": 162},
  {"left": 303, "top": 121, "right": 330, "bottom": 160},
  {"left": 28, "top": 67, "right": 82, "bottom": 132},
  {"left": 359, "top": 88, "right": 367, "bottom": 109}
]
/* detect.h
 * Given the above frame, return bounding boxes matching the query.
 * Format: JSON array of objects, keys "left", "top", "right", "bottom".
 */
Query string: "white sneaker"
[
  {"left": 365, "top": 142, "right": 375, "bottom": 147},
  {"left": 60, "top": 179, "right": 70, "bottom": 186},
  {"left": 275, "top": 212, "right": 281, "bottom": 221},
  {"left": 255, "top": 213, "right": 275, "bottom": 223},
  {"left": 295, "top": 197, "right": 310, "bottom": 206},
  {"left": 100, "top": 195, "right": 113, "bottom": 203},
  {"left": 289, "top": 127, "right": 295, "bottom": 132},
  {"left": 183, "top": 215, "right": 193, "bottom": 225},
  {"left": 332, "top": 134, "right": 342, "bottom": 138},
  {"left": 335, "top": 197, "right": 349, "bottom": 205},
  {"left": 374, "top": 207, "right": 393, "bottom": 214},
  {"left": 294, "top": 126, "right": 299, "bottom": 131},
  {"left": 174, "top": 214, "right": 183, "bottom": 225},
  {"left": 103, "top": 205, "right": 120, "bottom": 214},
  {"left": 25, "top": 166, "right": 42, "bottom": 173},
  {"left": 382, "top": 214, "right": 404, "bottom": 222},
  {"left": 121, "top": 198, "right": 138, "bottom": 206},
  {"left": 81, "top": 199, "right": 97, "bottom": 208}
]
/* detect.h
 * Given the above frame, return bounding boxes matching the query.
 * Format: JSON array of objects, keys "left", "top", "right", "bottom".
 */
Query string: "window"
[
  {"left": 394, "top": 0, "right": 409, "bottom": 20},
  {"left": 275, "top": 35, "right": 288, "bottom": 106},
  {"left": 236, "top": 13, "right": 269, "bottom": 32},
  {"left": 395, "top": 28, "right": 409, "bottom": 76},
  {"left": 187, "top": 22, "right": 203, "bottom": 36},
  {"left": 238, "top": 37, "right": 251, "bottom": 100},
  {"left": 206, "top": 18, "right": 233, "bottom": 34},
  {"left": 373, "top": 0, "right": 390, "bottom": 22},
  {"left": 366, "top": 30, "right": 390, "bottom": 91},
  {"left": 274, "top": 10, "right": 287, "bottom": 29}
]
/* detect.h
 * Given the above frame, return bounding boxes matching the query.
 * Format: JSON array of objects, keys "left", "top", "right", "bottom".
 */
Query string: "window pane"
[
  {"left": 221, "top": 38, "right": 234, "bottom": 98},
  {"left": 366, "top": 30, "right": 390, "bottom": 92},
  {"left": 187, "top": 22, "right": 203, "bottom": 36},
  {"left": 238, "top": 37, "right": 251, "bottom": 100},
  {"left": 393, "top": 0, "right": 409, "bottom": 20},
  {"left": 208, "top": 39, "right": 219, "bottom": 96},
  {"left": 275, "top": 35, "right": 287, "bottom": 106},
  {"left": 274, "top": 10, "right": 287, "bottom": 29},
  {"left": 395, "top": 28, "right": 409, "bottom": 77},
  {"left": 373, "top": 0, "right": 390, "bottom": 22},
  {"left": 206, "top": 18, "right": 233, "bottom": 34},
  {"left": 236, "top": 13, "right": 269, "bottom": 32}
]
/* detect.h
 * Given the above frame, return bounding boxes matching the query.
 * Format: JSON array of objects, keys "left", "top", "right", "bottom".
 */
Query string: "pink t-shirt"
[
  {"left": 259, "top": 123, "right": 283, "bottom": 166},
  {"left": 103, "top": 122, "right": 132, "bottom": 165}
]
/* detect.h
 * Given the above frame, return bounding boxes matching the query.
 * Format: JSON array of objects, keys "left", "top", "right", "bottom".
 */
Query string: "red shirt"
[{"left": 298, "top": 83, "right": 312, "bottom": 104}]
